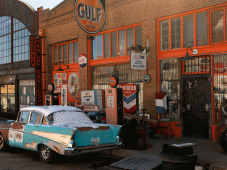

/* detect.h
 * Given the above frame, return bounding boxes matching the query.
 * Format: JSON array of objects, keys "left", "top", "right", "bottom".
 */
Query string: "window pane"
[
  {"left": 119, "top": 29, "right": 126, "bottom": 56},
  {"left": 160, "top": 59, "right": 180, "bottom": 121},
  {"left": 20, "top": 112, "right": 30, "bottom": 123},
  {"left": 69, "top": 43, "right": 73, "bottom": 64},
  {"left": 183, "top": 14, "right": 194, "bottom": 47},
  {"left": 97, "top": 35, "right": 103, "bottom": 59},
  {"left": 74, "top": 41, "right": 78, "bottom": 63},
  {"left": 111, "top": 31, "right": 117, "bottom": 57},
  {"left": 196, "top": 12, "right": 208, "bottom": 46},
  {"left": 127, "top": 27, "right": 134, "bottom": 55},
  {"left": 92, "top": 37, "right": 97, "bottom": 60},
  {"left": 54, "top": 46, "right": 58, "bottom": 65},
  {"left": 1, "top": 85, "right": 7, "bottom": 112},
  {"left": 171, "top": 17, "right": 181, "bottom": 49},
  {"left": 212, "top": 10, "right": 224, "bottom": 42},
  {"left": 59, "top": 45, "right": 63, "bottom": 65},
  {"left": 30, "top": 112, "right": 41, "bottom": 124},
  {"left": 104, "top": 33, "right": 110, "bottom": 58},
  {"left": 135, "top": 26, "right": 142, "bottom": 46},
  {"left": 160, "top": 20, "right": 169, "bottom": 50},
  {"left": 64, "top": 44, "right": 67, "bottom": 64},
  {"left": 92, "top": 35, "right": 103, "bottom": 60}
]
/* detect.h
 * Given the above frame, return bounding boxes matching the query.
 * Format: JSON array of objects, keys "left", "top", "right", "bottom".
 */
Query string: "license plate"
[{"left": 91, "top": 137, "right": 100, "bottom": 144}]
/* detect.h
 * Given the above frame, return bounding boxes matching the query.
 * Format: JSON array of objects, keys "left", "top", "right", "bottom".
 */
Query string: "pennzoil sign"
[{"left": 74, "top": 0, "right": 105, "bottom": 34}]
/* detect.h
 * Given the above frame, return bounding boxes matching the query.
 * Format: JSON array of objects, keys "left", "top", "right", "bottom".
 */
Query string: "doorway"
[{"left": 182, "top": 76, "right": 210, "bottom": 138}]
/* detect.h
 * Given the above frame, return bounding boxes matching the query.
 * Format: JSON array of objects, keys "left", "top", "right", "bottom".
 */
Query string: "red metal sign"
[
  {"left": 30, "top": 36, "right": 36, "bottom": 67},
  {"left": 36, "top": 38, "right": 42, "bottom": 106},
  {"left": 74, "top": 0, "right": 105, "bottom": 34},
  {"left": 119, "top": 84, "right": 137, "bottom": 114}
]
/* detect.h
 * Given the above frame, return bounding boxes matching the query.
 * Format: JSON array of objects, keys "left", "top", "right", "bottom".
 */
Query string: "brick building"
[
  {"left": 39, "top": 0, "right": 227, "bottom": 140},
  {"left": 0, "top": 0, "right": 40, "bottom": 119}
]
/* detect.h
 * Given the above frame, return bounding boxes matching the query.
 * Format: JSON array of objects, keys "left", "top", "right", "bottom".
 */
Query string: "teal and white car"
[{"left": 0, "top": 106, "right": 123, "bottom": 163}]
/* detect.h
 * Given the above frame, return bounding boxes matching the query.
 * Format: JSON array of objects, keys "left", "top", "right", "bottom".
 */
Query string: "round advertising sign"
[
  {"left": 74, "top": 0, "right": 105, "bottom": 34},
  {"left": 109, "top": 76, "right": 119, "bottom": 88},
  {"left": 78, "top": 53, "right": 87, "bottom": 67}
]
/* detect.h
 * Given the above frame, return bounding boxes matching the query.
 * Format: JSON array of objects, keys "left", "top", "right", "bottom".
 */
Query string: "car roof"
[{"left": 20, "top": 106, "right": 83, "bottom": 117}]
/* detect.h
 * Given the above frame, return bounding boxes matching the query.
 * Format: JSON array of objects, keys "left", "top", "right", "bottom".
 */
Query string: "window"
[
  {"left": 19, "top": 80, "right": 35, "bottom": 109},
  {"left": 92, "top": 63, "right": 144, "bottom": 112},
  {"left": 30, "top": 112, "right": 41, "bottom": 124},
  {"left": 183, "top": 14, "right": 194, "bottom": 47},
  {"left": 111, "top": 31, "right": 117, "bottom": 57},
  {"left": 160, "top": 20, "right": 169, "bottom": 50},
  {"left": 91, "top": 24, "right": 142, "bottom": 59},
  {"left": 171, "top": 17, "right": 181, "bottom": 49},
  {"left": 196, "top": 12, "right": 208, "bottom": 46},
  {"left": 53, "top": 40, "right": 78, "bottom": 65},
  {"left": 214, "top": 54, "right": 227, "bottom": 125},
  {"left": 104, "top": 33, "right": 110, "bottom": 58},
  {"left": 42, "top": 117, "right": 48, "bottom": 125},
  {"left": 160, "top": 59, "right": 180, "bottom": 121},
  {"left": 19, "top": 111, "right": 30, "bottom": 123},
  {"left": 212, "top": 10, "right": 224, "bottom": 42},
  {"left": 183, "top": 56, "right": 210, "bottom": 74},
  {"left": 1, "top": 85, "right": 15, "bottom": 113},
  {"left": 0, "top": 17, "right": 30, "bottom": 64},
  {"left": 92, "top": 34, "right": 103, "bottom": 59},
  {"left": 119, "top": 29, "right": 126, "bottom": 56}
]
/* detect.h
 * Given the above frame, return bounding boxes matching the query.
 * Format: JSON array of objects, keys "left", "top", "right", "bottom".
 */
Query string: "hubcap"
[{"left": 41, "top": 146, "right": 50, "bottom": 159}]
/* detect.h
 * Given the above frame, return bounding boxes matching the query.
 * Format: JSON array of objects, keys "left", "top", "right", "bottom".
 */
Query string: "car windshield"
[{"left": 47, "top": 111, "right": 92, "bottom": 125}]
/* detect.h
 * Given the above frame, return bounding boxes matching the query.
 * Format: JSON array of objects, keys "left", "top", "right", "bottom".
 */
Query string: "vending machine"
[
  {"left": 45, "top": 93, "right": 59, "bottom": 106},
  {"left": 105, "top": 88, "right": 123, "bottom": 125}
]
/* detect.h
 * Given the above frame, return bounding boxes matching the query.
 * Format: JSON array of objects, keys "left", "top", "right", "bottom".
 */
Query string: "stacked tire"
[{"left": 160, "top": 144, "right": 197, "bottom": 170}]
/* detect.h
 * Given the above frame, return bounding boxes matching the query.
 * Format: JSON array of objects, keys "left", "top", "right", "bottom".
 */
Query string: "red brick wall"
[{"left": 39, "top": 0, "right": 227, "bottom": 119}]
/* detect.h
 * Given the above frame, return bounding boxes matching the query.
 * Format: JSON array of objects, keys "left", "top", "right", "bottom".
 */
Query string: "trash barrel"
[{"left": 160, "top": 143, "right": 197, "bottom": 170}]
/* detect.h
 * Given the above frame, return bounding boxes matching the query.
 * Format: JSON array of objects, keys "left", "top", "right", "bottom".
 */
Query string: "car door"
[
  {"left": 23, "top": 111, "right": 42, "bottom": 151},
  {"left": 9, "top": 111, "right": 30, "bottom": 148}
]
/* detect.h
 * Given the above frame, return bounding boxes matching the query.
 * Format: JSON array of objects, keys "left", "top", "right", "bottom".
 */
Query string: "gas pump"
[{"left": 105, "top": 88, "right": 123, "bottom": 125}]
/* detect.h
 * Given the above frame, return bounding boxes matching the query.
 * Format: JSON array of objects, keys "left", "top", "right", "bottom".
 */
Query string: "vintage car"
[{"left": 0, "top": 106, "right": 123, "bottom": 163}]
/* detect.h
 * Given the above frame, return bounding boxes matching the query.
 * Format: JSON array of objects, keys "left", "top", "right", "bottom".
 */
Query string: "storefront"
[
  {"left": 0, "top": 0, "right": 39, "bottom": 118},
  {"left": 40, "top": 0, "right": 148, "bottom": 115},
  {"left": 157, "top": 3, "right": 227, "bottom": 140}
]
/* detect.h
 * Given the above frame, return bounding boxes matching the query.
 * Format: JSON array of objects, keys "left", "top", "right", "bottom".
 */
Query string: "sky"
[{"left": 21, "top": 0, "right": 64, "bottom": 10}]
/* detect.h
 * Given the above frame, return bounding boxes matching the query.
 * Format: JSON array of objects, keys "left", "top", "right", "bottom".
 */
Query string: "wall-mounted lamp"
[
  {"left": 56, "top": 66, "right": 64, "bottom": 71},
  {"left": 128, "top": 45, "right": 148, "bottom": 53},
  {"left": 88, "top": 36, "right": 95, "bottom": 40},
  {"left": 182, "top": 47, "right": 193, "bottom": 61}
]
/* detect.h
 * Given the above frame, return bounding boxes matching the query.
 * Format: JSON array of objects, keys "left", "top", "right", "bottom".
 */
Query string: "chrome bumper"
[{"left": 64, "top": 142, "right": 123, "bottom": 156}]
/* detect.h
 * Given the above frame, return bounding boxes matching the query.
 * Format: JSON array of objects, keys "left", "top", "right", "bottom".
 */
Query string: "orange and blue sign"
[{"left": 74, "top": 0, "right": 105, "bottom": 34}]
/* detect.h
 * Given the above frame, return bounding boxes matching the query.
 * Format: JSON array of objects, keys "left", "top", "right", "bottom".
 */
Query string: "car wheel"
[
  {"left": 220, "top": 129, "right": 227, "bottom": 152},
  {"left": 0, "top": 134, "right": 6, "bottom": 150},
  {"left": 39, "top": 145, "right": 53, "bottom": 164}
]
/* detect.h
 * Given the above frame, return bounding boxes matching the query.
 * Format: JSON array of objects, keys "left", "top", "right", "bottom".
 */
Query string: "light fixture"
[
  {"left": 182, "top": 47, "right": 193, "bottom": 61},
  {"left": 56, "top": 66, "right": 63, "bottom": 71}
]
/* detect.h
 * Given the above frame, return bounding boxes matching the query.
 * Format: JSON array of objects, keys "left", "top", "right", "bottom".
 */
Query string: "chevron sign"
[{"left": 119, "top": 84, "right": 137, "bottom": 114}]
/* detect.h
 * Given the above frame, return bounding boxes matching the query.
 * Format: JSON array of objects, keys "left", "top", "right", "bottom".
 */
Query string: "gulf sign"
[{"left": 74, "top": 0, "right": 105, "bottom": 34}]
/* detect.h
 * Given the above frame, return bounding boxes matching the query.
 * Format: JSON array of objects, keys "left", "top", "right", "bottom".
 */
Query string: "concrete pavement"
[{"left": 105, "top": 137, "right": 227, "bottom": 170}]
